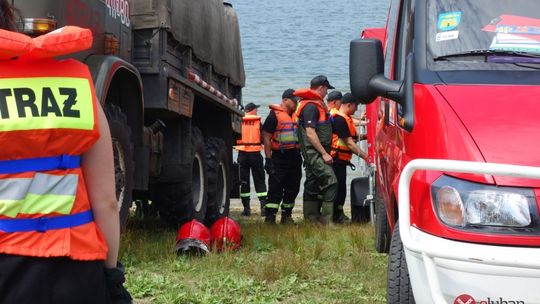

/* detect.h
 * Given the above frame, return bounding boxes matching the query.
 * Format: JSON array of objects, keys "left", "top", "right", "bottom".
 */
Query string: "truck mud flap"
[{"left": 350, "top": 177, "right": 371, "bottom": 207}]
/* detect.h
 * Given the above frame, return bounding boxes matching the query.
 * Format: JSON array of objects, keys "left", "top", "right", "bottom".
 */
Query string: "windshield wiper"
[{"left": 433, "top": 49, "right": 540, "bottom": 61}]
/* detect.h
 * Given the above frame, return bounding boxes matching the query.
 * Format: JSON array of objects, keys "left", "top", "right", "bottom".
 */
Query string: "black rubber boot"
[
  {"left": 280, "top": 211, "right": 294, "bottom": 224},
  {"left": 264, "top": 213, "right": 276, "bottom": 224},
  {"left": 241, "top": 198, "right": 251, "bottom": 216},
  {"left": 333, "top": 210, "right": 351, "bottom": 224}
]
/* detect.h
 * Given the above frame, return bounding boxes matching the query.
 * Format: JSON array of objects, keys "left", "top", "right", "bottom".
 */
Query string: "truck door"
[{"left": 376, "top": 0, "right": 401, "bottom": 211}]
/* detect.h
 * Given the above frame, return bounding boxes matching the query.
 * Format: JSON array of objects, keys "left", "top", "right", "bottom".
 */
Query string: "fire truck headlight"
[
  {"left": 466, "top": 191, "right": 531, "bottom": 227},
  {"left": 432, "top": 175, "right": 535, "bottom": 229}
]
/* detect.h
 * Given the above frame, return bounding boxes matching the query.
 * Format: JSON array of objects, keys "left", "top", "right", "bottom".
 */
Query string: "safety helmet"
[
  {"left": 175, "top": 219, "right": 211, "bottom": 255},
  {"left": 210, "top": 217, "right": 242, "bottom": 251}
]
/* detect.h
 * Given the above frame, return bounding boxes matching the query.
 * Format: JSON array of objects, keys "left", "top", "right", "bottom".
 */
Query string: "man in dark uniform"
[
  {"left": 262, "top": 89, "right": 302, "bottom": 224},
  {"left": 236, "top": 103, "right": 267, "bottom": 216},
  {"left": 330, "top": 93, "right": 368, "bottom": 223},
  {"left": 295, "top": 75, "right": 338, "bottom": 225}
]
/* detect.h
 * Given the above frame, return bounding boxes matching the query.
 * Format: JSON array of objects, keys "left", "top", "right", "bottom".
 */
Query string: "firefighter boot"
[
  {"left": 264, "top": 212, "right": 276, "bottom": 224},
  {"left": 320, "top": 201, "right": 334, "bottom": 226},
  {"left": 303, "top": 201, "right": 321, "bottom": 223},
  {"left": 333, "top": 208, "right": 351, "bottom": 224},
  {"left": 241, "top": 198, "right": 251, "bottom": 216},
  {"left": 280, "top": 210, "right": 294, "bottom": 225}
]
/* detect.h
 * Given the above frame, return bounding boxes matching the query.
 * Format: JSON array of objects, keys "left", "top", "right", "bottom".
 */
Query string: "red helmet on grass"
[
  {"left": 175, "top": 220, "right": 211, "bottom": 255},
  {"left": 210, "top": 217, "right": 242, "bottom": 251}
]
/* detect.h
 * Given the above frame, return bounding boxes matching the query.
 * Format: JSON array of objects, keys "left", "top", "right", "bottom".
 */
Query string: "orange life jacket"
[
  {"left": 0, "top": 27, "right": 107, "bottom": 260},
  {"left": 269, "top": 104, "right": 299, "bottom": 151},
  {"left": 294, "top": 89, "right": 329, "bottom": 124},
  {"left": 330, "top": 110, "right": 358, "bottom": 162},
  {"left": 236, "top": 114, "right": 262, "bottom": 152},
  {"left": 295, "top": 99, "right": 328, "bottom": 125}
]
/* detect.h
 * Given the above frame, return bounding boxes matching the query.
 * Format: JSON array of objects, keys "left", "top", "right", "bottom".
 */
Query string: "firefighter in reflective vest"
[
  {"left": 330, "top": 93, "right": 368, "bottom": 223},
  {"left": 262, "top": 89, "right": 302, "bottom": 224},
  {"left": 236, "top": 102, "right": 267, "bottom": 216},
  {"left": 0, "top": 24, "right": 130, "bottom": 303},
  {"left": 295, "top": 75, "right": 337, "bottom": 225}
]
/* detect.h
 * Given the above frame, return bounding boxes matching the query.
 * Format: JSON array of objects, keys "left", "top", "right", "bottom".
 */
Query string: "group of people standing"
[{"left": 236, "top": 75, "right": 367, "bottom": 225}]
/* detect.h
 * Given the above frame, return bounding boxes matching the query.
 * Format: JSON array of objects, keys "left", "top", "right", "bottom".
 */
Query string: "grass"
[{"left": 120, "top": 211, "right": 388, "bottom": 304}]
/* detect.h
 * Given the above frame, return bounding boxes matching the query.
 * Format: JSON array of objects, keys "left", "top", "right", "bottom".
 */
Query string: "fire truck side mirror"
[{"left": 349, "top": 39, "right": 404, "bottom": 105}]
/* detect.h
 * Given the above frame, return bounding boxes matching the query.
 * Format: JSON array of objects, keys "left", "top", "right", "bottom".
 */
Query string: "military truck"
[{"left": 14, "top": 0, "right": 245, "bottom": 228}]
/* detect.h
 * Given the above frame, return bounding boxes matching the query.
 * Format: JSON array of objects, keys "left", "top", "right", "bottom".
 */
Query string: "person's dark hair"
[{"left": 0, "top": 0, "right": 18, "bottom": 31}]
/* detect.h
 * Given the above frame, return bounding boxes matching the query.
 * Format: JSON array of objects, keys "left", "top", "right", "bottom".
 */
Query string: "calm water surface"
[{"left": 233, "top": 0, "right": 390, "bottom": 116}]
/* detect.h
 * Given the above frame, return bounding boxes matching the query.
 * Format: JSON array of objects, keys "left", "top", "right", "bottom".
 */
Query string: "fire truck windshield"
[{"left": 426, "top": 0, "right": 540, "bottom": 70}]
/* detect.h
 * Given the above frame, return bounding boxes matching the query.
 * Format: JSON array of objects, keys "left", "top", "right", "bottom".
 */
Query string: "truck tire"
[
  {"left": 387, "top": 224, "right": 415, "bottom": 304},
  {"left": 375, "top": 192, "right": 391, "bottom": 253},
  {"left": 351, "top": 205, "right": 371, "bottom": 223},
  {"left": 204, "top": 137, "right": 230, "bottom": 226},
  {"left": 156, "top": 127, "right": 208, "bottom": 227},
  {"left": 104, "top": 103, "right": 135, "bottom": 230}
]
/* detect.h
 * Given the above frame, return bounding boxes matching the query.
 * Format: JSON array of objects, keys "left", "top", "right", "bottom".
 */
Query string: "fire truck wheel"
[
  {"left": 375, "top": 193, "right": 391, "bottom": 253},
  {"left": 204, "top": 137, "right": 231, "bottom": 226},
  {"left": 156, "top": 127, "right": 208, "bottom": 227},
  {"left": 387, "top": 223, "right": 415, "bottom": 304},
  {"left": 104, "top": 103, "right": 135, "bottom": 231}
]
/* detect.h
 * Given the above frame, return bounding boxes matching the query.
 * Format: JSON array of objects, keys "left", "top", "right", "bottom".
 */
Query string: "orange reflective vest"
[
  {"left": 269, "top": 104, "right": 299, "bottom": 151},
  {"left": 236, "top": 114, "right": 262, "bottom": 152},
  {"left": 0, "top": 27, "right": 107, "bottom": 260},
  {"left": 330, "top": 110, "right": 358, "bottom": 162}
]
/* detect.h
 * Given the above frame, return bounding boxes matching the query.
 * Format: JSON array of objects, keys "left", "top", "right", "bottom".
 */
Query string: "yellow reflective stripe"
[
  {"left": 0, "top": 199, "right": 20, "bottom": 218},
  {"left": 256, "top": 192, "right": 267, "bottom": 197},
  {"left": 0, "top": 194, "right": 75, "bottom": 218},
  {"left": 240, "top": 192, "right": 251, "bottom": 198},
  {"left": 20, "top": 193, "right": 75, "bottom": 215},
  {"left": 0, "top": 77, "right": 94, "bottom": 132},
  {"left": 265, "top": 203, "right": 280, "bottom": 209},
  {"left": 337, "top": 138, "right": 348, "bottom": 148}
]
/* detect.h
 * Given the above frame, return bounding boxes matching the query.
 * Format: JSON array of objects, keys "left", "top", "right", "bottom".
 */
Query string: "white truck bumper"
[{"left": 399, "top": 159, "right": 540, "bottom": 304}]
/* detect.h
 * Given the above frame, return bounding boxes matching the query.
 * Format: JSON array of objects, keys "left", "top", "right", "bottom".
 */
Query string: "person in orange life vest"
[
  {"left": 295, "top": 75, "right": 338, "bottom": 225},
  {"left": 236, "top": 102, "right": 267, "bottom": 216},
  {"left": 327, "top": 90, "right": 342, "bottom": 113},
  {"left": 331, "top": 93, "right": 368, "bottom": 223},
  {"left": 261, "top": 89, "right": 302, "bottom": 224},
  {"left": 0, "top": 6, "right": 130, "bottom": 303}
]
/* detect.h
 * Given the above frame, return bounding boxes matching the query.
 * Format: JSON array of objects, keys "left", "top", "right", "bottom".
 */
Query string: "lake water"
[{"left": 232, "top": 0, "right": 390, "bottom": 117}]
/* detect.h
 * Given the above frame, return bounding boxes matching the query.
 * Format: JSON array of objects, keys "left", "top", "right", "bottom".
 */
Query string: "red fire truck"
[{"left": 350, "top": 0, "right": 540, "bottom": 303}]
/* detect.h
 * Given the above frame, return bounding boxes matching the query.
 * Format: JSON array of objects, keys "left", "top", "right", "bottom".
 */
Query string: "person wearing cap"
[
  {"left": 294, "top": 75, "right": 338, "bottom": 225},
  {"left": 235, "top": 102, "right": 267, "bottom": 216},
  {"left": 330, "top": 93, "right": 368, "bottom": 223},
  {"left": 327, "top": 91, "right": 343, "bottom": 113},
  {"left": 261, "top": 89, "right": 302, "bottom": 224}
]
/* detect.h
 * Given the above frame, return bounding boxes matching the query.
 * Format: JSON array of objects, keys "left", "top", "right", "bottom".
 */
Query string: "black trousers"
[
  {"left": 0, "top": 254, "right": 109, "bottom": 304},
  {"left": 266, "top": 150, "right": 302, "bottom": 215},
  {"left": 332, "top": 161, "right": 348, "bottom": 217},
  {"left": 238, "top": 151, "right": 267, "bottom": 206}
]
